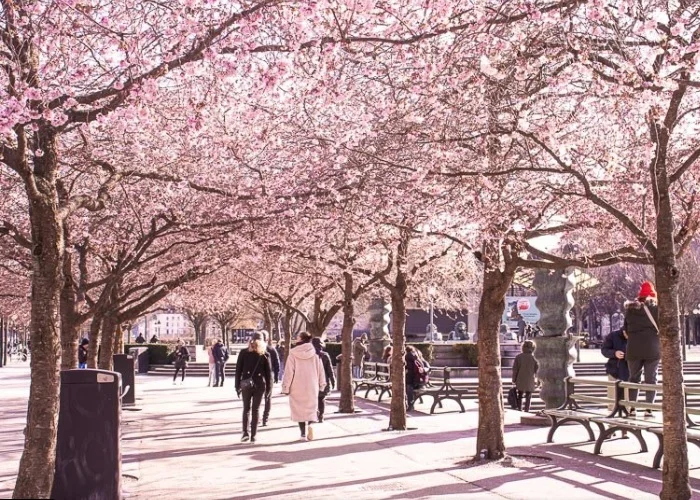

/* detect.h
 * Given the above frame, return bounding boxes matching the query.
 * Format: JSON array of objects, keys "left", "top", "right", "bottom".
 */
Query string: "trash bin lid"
[{"left": 60, "top": 369, "right": 122, "bottom": 386}]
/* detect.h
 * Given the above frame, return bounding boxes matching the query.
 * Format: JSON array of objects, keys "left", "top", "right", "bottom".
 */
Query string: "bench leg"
[
  {"left": 594, "top": 426, "right": 618, "bottom": 455},
  {"left": 630, "top": 429, "right": 648, "bottom": 453},
  {"left": 417, "top": 396, "right": 424, "bottom": 404},
  {"left": 430, "top": 396, "right": 440, "bottom": 415},
  {"left": 546, "top": 416, "right": 560, "bottom": 444},
  {"left": 592, "top": 420, "right": 605, "bottom": 437},
  {"left": 456, "top": 398, "right": 466, "bottom": 413},
  {"left": 652, "top": 433, "right": 664, "bottom": 469}
]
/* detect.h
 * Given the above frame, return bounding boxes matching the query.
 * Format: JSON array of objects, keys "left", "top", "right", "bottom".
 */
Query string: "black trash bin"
[
  {"left": 113, "top": 354, "right": 135, "bottom": 406},
  {"left": 52, "top": 369, "right": 122, "bottom": 500},
  {"left": 129, "top": 346, "right": 149, "bottom": 374}
]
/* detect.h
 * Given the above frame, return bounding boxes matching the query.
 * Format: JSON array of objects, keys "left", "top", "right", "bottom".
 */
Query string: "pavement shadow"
[
  {"left": 245, "top": 428, "right": 477, "bottom": 468},
  {"left": 226, "top": 465, "right": 468, "bottom": 500},
  {"left": 463, "top": 444, "right": 700, "bottom": 498}
]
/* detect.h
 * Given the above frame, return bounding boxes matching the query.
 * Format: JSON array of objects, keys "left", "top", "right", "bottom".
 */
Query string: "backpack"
[{"left": 414, "top": 358, "right": 429, "bottom": 385}]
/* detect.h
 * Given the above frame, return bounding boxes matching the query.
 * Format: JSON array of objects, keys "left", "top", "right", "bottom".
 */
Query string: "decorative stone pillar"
[
  {"left": 533, "top": 267, "right": 578, "bottom": 409},
  {"left": 368, "top": 297, "right": 391, "bottom": 361}
]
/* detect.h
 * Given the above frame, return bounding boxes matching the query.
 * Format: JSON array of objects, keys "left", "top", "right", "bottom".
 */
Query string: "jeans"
[
  {"left": 79, "top": 362, "right": 87, "bottom": 369},
  {"left": 208, "top": 363, "right": 216, "bottom": 386},
  {"left": 406, "top": 384, "right": 416, "bottom": 410},
  {"left": 352, "top": 365, "right": 362, "bottom": 379},
  {"left": 317, "top": 389, "right": 329, "bottom": 420},
  {"left": 214, "top": 361, "right": 226, "bottom": 386},
  {"left": 516, "top": 391, "right": 532, "bottom": 412},
  {"left": 242, "top": 385, "right": 265, "bottom": 438},
  {"left": 173, "top": 365, "right": 186, "bottom": 381},
  {"left": 263, "top": 390, "right": 272, "bottom": 423},
  {"left": 627, "top": 359, "right": 660, "bottom": 404}
]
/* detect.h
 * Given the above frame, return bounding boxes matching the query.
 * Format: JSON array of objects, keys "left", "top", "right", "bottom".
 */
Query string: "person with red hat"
[{"left": 623, "top": 280, "right": 660, "bottom": 417}]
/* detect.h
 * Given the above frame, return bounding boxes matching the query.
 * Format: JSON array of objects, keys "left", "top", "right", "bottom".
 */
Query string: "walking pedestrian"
[
  {"left": 259, "top": 330, "right": 280, "bottom": 426},
  {"left": 281, "top": 332, "right": 326, "bottom": 441},
  {"left": 512, "top": 340, "right": 539, "bottom": 412},
  {"left": 312, "top": 337, "right": 335, "bottom": 423},
  {"left": 213, "top": 338, "right": 229, "bottom": 387},
  {"left": 235, "top": 332, "right": 272, "bottom": 443},
  {"left": 206, "top": 339, "right": 216, "bottom": 387},
  {"left": 172, "top": 340, "right": 190, "bottom": 385},
  {"left": 624, "top": 281, "right": 660, "bottom": 417},
  {"left": 78, "top": 338, "right": 89, "bottom": 369}
]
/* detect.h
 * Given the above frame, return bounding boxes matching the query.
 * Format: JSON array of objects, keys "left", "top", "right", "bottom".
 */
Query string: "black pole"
[{"left": 0, "top": 317, "right": 5, "bottom": 367}]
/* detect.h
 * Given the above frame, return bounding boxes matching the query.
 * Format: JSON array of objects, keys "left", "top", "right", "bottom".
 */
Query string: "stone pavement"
[{"left": 3, "top": 364, "right": 700, "bottom": 499}]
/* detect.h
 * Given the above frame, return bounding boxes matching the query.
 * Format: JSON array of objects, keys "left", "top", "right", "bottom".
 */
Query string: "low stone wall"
[{"left": 429, "top": 341, "right": 521, "bottom": 368}]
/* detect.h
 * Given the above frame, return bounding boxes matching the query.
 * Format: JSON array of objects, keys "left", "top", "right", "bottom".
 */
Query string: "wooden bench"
[
  {"left": 648, "top": 385, "right": 700, "bottom": 469},
  {"left": 352, "top": 362, "right": 378, "bottom": 395},
  {"left": 544, "top": 377, "right": 618, "bottom": 443},
  {"left": 414, "top": 367, "right": 469, "bottom": 414},
  {"left": 591, "top": 381, "right": 664, "bottom": 456},
  {"left": 372, "top": 362, "right": 392, "bottom": 402}
]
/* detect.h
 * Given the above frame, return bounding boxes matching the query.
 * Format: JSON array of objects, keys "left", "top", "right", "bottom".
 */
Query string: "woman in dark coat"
[
  {"left": 602, "top": 329, "right": 629, "bottom": 382},
  {"left": 311, "top": 337, "right": 336, "bottom": 423},
  {"left": 172, "top": 340, "right": 190, "bottom": 385},
  {"left": 623, "top": 281, "right": 660, "bottom": 416},
  {"left": 512, "top": 340, "right": 539, "bottom": 412},
  {"left": 235, "top": 332, "right": 272, "bottom": 443}
]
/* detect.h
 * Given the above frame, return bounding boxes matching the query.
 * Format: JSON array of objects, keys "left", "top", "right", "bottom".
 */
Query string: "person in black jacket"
[
  {"left": 212, "top": 339, "right": 229, "bottom": 387},
  {"left": 405, "top": 346, "right": 423, "bottom": 412},
  {"left": 172, "top": 341, "right": 190, "bottom": 385},
  {"left": 78, "top": 338, "right": 89, "bottom": 369},
  {"left": 235, "top": 332, "right": 272, "bottom": 443},
  {"left": 259, "top": 330, "right": 280, "bottom": 427},
  {"left": 602, "top": 328, "right": 629, "bottom": 435},
  {"left": 312, "top": 337, "right": 336, "bottom": 422},
  {"left": 623, "top": 281, "right": 660, "bottom": 417}
]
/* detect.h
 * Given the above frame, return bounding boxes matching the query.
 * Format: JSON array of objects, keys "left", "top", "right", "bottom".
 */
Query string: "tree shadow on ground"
[
  {"left": 460, "top": 444, "right": 700, "bottom": 499},
  {"left": 226, "top": 465, "right": 469, "bottom": 500}
]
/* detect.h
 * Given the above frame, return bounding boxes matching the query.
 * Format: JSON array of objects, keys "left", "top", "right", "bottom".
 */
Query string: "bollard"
[
  {"left": 113, "top": 354, "right": 135, "bottom": 406},
  {"left": 52, "top": 369, "right": 122, "bottom": 500}
]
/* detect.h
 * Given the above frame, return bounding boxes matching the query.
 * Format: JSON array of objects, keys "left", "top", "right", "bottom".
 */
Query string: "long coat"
[
  {"left": 623, "top": 298, "right": 660, "bottom": 361},
  {"left": 282, "top": 342, "right": 326, "bottom": 422},
  {"left": 512, "top": 352, "right": 539, "bottom": 393}
]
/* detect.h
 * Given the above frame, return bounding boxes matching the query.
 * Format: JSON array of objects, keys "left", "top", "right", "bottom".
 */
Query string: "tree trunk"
[
  {"left": 59, "top": 231, "right": 79, "bottom": 370},
  {"left": 113, "top": 323, "right": 124, "bottom": 357},
  {"left": 282, "top": 311, "right": 294, "bottom": 365},
  {"left": 13, "top": 130, "right": 64, "bottom": 499},
  {"left": 655, "top": 182, "right": 690, "bottom": 500},
  {"left": 87, "top": 312, "right": 103, "bottom": 369},
  {"left": 98, "top": 314, "right": 118, "bottom": 371},
  {"left": 388, "top": 286, "right": 407, "bottom": 430},
  {"left": 475, "top": 266, "right": 511, "bottom": 460},
  {"left": 338, "top": 273, "right": 355, "bottom": 413}
]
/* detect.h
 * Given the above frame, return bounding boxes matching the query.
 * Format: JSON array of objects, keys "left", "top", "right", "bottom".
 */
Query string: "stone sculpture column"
[
  {"left": 368, "top": 297, "right": 391, "bottom": 361},
  {"left": 533, "top": 267, "right": 579, "bottom": 409}
]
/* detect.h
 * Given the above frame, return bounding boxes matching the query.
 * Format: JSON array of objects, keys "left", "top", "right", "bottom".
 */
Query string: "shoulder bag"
[
  {"left": 642, "top": 304, "right": 659, "bottom": 334},
  {"left": 241, "top": 354, "right": 262, "bottom": 391}
]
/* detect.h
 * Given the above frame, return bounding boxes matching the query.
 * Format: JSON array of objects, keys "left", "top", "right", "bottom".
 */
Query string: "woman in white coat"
[{"left": 281, "top": 331, "right": 327, "bottom": 441}]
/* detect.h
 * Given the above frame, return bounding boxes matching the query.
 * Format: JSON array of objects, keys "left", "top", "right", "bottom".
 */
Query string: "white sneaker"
[{"left": 172, "top": 381, "right": 177, "bottom": 385}]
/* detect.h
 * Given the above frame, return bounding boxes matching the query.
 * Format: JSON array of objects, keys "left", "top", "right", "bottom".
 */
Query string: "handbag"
[
  {"left": 507, "top": 386, "right": 519, "bottom": 409},
  {"left": 642, "top": 304, "right": 659, "bottom": 334},
  {"left": 240, "top": 355, "right": 262, "bottom": 391}
]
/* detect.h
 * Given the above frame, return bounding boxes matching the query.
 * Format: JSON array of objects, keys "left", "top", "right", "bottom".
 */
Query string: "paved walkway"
[{"left": 3, "top": 363, "right": 700, "bottom": 499}]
